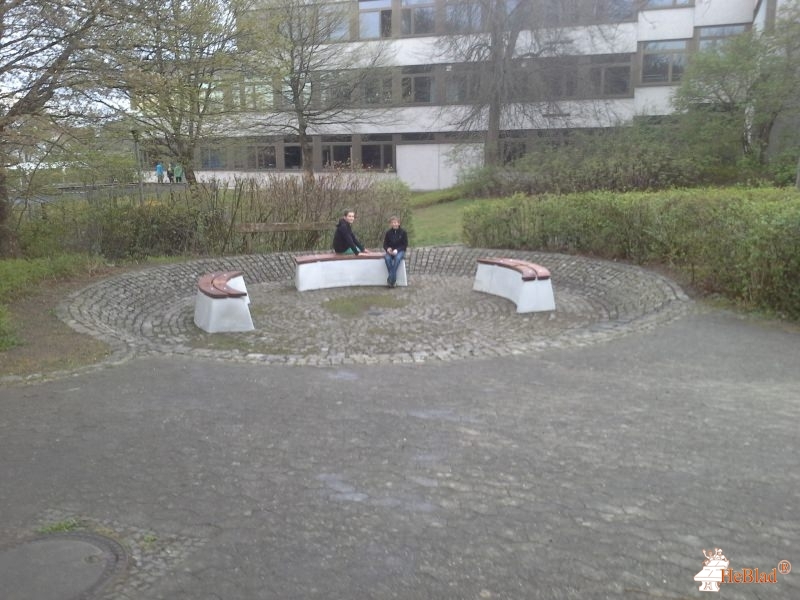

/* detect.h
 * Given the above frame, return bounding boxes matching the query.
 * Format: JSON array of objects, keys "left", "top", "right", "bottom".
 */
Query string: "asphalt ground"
[{"left": 0, "top": 249, "right": 798, "bottom": 599}]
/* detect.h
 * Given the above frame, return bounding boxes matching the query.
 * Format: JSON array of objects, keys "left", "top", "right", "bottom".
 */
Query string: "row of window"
[
  {"left": 218, "top": 24, "right": 746, "bottom": 113},
  {"left": 333, "top": 0, "right": 698, "bottom": 42},
  {"left": 343, "top": 0, "right": 643, "bottom": 41},
  {"left": 199, "top": 135, "right": 399, "bottom": 171},
  {"left": 225, "top": 57, "right": 634, "bottom": 111},
  {"left": 197, "top": 130, "right": 600, "bottom": 171}
]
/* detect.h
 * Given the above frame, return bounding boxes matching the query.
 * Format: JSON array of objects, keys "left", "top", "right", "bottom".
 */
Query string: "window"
[
  {"left": 401, "top": 0, "right": 435, "bottom": 36},
  {"left": 321, "top": 4, "right": 351, "bottom": 41},
  {"left": 591, "top": 0, "right": 636, "bottom": 21},
  {"left": 246, "top": 145, "right": 276, "bottom": 169},
  {"left": 589, "top": 54, "right": 632, "bottom": 97},
  {"left": 321, "top": 71, "right": 352, "bottom": 105},
  {"left": 540, "top": 0, "right": 579, "bottom": 26},
  {"left": 361, "top": 138, "right": 394, "bottom": 169},
  {"left": 322, "top": 136, "right": 352, "bottom": 169},
  {"left": 444, "top": 65, "right": 479, "bottom": 103},
  {"left": 516, "top": 57, "right": 578, "bottom": 101},
  {"left": 641, "top": 40, "right": 688, "bottom": 83},
  {"left": 643, "top": 0, "right": 691, "bottom": 8},
  {"left": 200, "top": 83, "right": 225, "bottom": 111},
  {"left": 697, "top": 24, "right": 748, "bottom": 50},
  {"left": 284, "top": 145, "right": 303, "bottom": 169},
  {"left": 359, "top": 0, "right": 392, "bottom": 39},
  {"left": 279, "top": 77, "right": 312, "bottom": 110},
  {"left": 401, "top": 65, "right": 433, "bottom": 103},
  {"left": 359, "top": 73, "right": 393, "bottom": 105},
  {"left": 239, "top": 79, "right": 274, "bottom": 111},
  {"left": 445, "top": 1, "right": 483, "bottom": 33},
  {"left": 200, "top": 147, "right": 223, "bottom": 169}
]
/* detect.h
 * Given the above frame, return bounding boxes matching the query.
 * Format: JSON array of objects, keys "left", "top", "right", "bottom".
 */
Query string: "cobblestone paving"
[{"left": 58, "top": 247, "right": 691, "bottom": 367}]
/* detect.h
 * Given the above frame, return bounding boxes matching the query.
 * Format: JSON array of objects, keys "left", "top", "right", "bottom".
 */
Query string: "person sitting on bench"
[
  {"left": 382, "top": 216, "right": 408, "bottom": 287},
  {"left": 333, "top": 209, "right": 365, "bottom": 255}
]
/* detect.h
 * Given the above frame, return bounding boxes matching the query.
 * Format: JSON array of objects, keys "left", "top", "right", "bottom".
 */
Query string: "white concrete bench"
[
  {"left": 473, "top": 258, "right": 555, "bottom": 313},
  {"left": 193, "top": 270, "right": 255, "bottom": 332},
  {"left": 295, "top": 251, "right": 408, "bottom": 291}
]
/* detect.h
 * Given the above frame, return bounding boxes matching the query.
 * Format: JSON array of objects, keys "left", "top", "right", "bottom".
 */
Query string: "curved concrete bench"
[
  {"left": 194, "top": 270, "right": 254, "bottom": 332},
  {"left": 473, "top": 258, "right": 555, "bottom": 313},
  {"left": 295, "top": 251, "right": 407, "bottom": 291}
]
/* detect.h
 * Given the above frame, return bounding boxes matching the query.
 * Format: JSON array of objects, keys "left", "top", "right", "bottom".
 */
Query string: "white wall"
[
  {"left": 396, "top": 143, "right": 482, "bottom": 190},
  {"left": 637, "top": 7, "right": 695, "bottom": 40},
  {"left": 694, "top": 0, "right": 758, "bottom": 26}
]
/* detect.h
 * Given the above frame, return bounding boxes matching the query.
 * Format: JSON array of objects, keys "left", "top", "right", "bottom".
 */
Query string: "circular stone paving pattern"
[{"left": 59, "top": 247, "right": 691, "bottom": 366}]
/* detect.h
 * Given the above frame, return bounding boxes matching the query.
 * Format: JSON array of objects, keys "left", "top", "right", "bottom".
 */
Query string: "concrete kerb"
[{"left": 45, "top": 246, "right": 692, "bottom": 372}]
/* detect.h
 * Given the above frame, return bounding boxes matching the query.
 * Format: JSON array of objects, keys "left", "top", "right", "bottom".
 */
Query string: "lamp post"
[{"left": 130, "top": 129, "right": 144, "bottom": 206}]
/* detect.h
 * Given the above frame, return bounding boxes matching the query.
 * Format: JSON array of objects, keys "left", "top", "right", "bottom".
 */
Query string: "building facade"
[{"left": 196, "top": 0, "right": 788, "bottom": 190}]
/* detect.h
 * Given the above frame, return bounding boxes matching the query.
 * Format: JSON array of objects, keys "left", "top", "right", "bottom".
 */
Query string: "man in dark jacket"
[
  {"left": 332, "top": 210, "right": 364, "bottom": 254},
  {"left": 382, "top": 216, "right": 408, "bottom": 287}
]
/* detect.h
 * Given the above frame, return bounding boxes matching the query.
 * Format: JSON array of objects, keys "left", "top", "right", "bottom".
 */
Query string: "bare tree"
[
  {"left": 247, "top": 0, "right": 392, "bottom": 179},
  {"left": 0, "top": 0, "right": 117, "bottom": 254},
  {"left": 435, "top": 0, "right": 635, "bottom": 166},
  {"left": 95, "top": 0, "right": 255, "bottom": 185}
]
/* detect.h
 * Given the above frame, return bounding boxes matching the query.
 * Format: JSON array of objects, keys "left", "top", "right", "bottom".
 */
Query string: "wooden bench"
[
  {"left": 193, "top": 270, "right": 255, "bottom": 332},
  {"left": 472, "top": 258, "right": 555, "bottom": 313},
  {"left": 294, "top": 251, "right": 408, "bottom": 291}
]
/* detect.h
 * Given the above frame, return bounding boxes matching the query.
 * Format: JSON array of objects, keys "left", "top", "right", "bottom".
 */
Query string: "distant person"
[
  {"left": 155, "top": 161, "right": 164, "bottom": 183},
  {"left": 382, "top": 216, "right": 408, "bottom": 287},
  {"left": 332, "top": 210, "right": 364, "bottom": 255},
  {"left": 166, "top": 163, "right": 175, "bottom": 183},
  {"left": 174, "top": 163, "right": 184, "bottom": 183}
]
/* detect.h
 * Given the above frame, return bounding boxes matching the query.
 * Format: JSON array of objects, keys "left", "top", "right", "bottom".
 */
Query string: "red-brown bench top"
[
  {"left": 477, "top": 258, "right": 551, "bottom": 281},
  {"left": 197, "top": 271, "right": 248, "bottom": 298},
  {"left": 294, "top": 251, "right": 384, "bottom": 265}
]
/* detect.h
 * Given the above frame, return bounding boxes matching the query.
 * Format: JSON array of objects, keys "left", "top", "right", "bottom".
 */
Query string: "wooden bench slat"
[
  {"left": 294, "top": 251, "right": 384, "bottom": 265},
  {"left": 197, "top": 270, "right": 247, "bottom": 298},
  {"left": 476, "top": 257, "right": 550, "bottom": 281},
  {"left": 211, "top": 271, "right": 247, "bottom": 298}
]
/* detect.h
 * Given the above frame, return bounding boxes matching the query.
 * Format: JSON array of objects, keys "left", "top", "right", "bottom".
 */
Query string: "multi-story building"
[{"left": 197, "top": 0, "right": 790, "bottom": 190}]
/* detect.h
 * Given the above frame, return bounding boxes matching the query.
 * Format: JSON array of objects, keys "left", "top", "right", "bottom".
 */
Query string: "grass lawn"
[{"left": 410, "top": 197, "right": 485, "bottom": 246}]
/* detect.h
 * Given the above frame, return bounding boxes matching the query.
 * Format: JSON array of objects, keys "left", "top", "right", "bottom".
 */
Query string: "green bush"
[
  {"left": 463, "top": 187, "right": 800, "bottom": 319},
  {"left": 11, "top": 173, "right": 412, "bottom": 259}
]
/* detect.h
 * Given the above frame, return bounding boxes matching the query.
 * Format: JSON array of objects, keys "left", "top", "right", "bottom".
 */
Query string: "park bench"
[
  {"left": 472, "top": 257, "right": 555, "bottom": 313},
  {"left": 294, "top": 251, "right": 408, "bottom": 291},
  {"left": 193, "top": 270, "right": 255, "bottom": 332}
]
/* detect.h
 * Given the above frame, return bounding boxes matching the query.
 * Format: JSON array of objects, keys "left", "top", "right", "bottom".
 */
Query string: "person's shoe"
[{"left": 387, "top": 277, "right": 392, "bottom": 287}]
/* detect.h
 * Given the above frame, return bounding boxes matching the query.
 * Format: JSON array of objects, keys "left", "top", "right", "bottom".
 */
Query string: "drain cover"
[{"left": 0, "top": 532, "right": 126, "bottom": 600}]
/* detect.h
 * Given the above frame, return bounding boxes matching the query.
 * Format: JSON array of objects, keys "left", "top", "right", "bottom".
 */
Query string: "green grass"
[
  {"left": 323, "top": 292, "right": 408, "bottom": 318},
  {"left": 410, "top": 197, "right": 489, "bottom": 246},
  {"left": 36, "top": 518, "right": 82, "bottom": 534},
  {"left": 0, "top": 305, "right": 17, "bottom": 351}
]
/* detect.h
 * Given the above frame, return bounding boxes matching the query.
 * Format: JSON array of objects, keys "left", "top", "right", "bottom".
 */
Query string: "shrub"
[
  {"left": 463, "top": 187, "right": 800, "bottom": 319},
  {"left": 11, "top": 173, "right": 412, "bottom": 259}
]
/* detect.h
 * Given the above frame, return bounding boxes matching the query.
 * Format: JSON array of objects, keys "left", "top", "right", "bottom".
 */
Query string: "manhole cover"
[{"left": 0, "top": 532, "right": 127, "bottom": 600}]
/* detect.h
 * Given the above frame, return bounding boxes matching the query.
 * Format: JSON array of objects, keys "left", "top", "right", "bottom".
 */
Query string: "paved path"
[{"left": 0, "top": 248, "right": 798, "bottom": 599}]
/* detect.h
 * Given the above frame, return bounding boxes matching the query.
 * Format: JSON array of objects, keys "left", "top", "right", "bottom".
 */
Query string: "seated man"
[
  {"left": 332, "top": 209, "right": 364, "bottom": 255},
  {"left": 382, "top": 216, "right": 408, "bottom": 287}
]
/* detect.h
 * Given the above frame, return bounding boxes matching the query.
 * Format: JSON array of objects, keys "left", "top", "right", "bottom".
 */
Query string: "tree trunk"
[
  {"left": 796, "top": 154, "right": 800, "bottom": 190},
  {"left": 0, "top": 166, "right": 12, "bottom": 257}
]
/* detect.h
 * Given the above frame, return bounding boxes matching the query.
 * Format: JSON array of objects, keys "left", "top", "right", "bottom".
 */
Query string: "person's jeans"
[{"left": 384, "top": 250, "right": 405, "bottom": 284}]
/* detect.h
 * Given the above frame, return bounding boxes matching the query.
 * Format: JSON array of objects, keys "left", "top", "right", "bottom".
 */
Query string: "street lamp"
[{"left": 130, "top": 129, "right": 144, "bottom": 206}]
